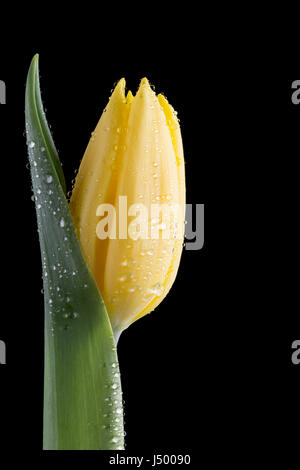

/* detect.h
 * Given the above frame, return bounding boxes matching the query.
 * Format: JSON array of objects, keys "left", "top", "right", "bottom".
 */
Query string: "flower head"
[{"left": 70, "top": 78, "right": 185, "bottom": 334}]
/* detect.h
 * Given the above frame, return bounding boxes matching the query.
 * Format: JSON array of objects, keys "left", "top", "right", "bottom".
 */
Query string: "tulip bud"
[{"left": 70, "top": 78, "right": 185, "bottom": 336}]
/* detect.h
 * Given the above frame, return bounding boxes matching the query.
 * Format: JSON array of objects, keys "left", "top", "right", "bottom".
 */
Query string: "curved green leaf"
[{"left": 25, "top": 54, "right": 124, "bottom": 450}]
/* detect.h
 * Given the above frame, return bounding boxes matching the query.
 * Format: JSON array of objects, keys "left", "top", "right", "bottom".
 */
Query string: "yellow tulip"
[{"left": 70, "top": 78, "right": 185, "bottom": 337}]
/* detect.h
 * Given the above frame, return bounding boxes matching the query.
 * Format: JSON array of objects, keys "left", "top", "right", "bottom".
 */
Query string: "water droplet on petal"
[{"left": 148, "top": 282, "right": 164, "bottom": 296}]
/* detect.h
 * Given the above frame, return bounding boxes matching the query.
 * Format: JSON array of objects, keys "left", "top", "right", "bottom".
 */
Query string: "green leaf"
[{"left": 25, "top": 55, "right": 124, "bottom": 450}]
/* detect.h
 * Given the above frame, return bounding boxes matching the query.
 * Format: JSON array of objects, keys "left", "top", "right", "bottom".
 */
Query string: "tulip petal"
[
  {"left": 70, "top": 78, "right": 131, "bottom": 289},
  {"left": 103, "top": 79, "right": 185, "bottom": 330}
]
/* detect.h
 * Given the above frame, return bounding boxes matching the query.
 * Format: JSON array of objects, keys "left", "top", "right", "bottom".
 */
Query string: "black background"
[{"left": 0, "top": 20, "right": 299, "bottom": 466}]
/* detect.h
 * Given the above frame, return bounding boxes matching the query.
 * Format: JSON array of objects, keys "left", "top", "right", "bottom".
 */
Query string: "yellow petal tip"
[
  {"left": 139, "top": 77, "right": 151, "bottom": 90},
  {"left": 126, "top": 90, "right": 134, "bottom": 104},
  {"left": 140, "top": 77, "right": 149, "bottom": 84},
  {"left": 157, "top": 93, "right": 167, "bottom": 104},
  {"left": 117, "top": 77, "right": 126, "bottom": 89},
  {"left": 111, "top": 78, "right": 126, "bottom": 101},
  {"left": 136, "top": 77, "right": 156, "bottom": 103}
]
